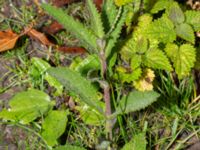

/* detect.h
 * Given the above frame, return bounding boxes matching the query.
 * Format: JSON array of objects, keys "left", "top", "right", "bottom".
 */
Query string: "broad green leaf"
[
  {"left": 0, "top": 89, "right": 54, "bottom": 124},
  {"left": 54, "top": 144, "right": 86, "bottom": 150},
  {"left": 87, "top": 0, "right": 104, "bottom": 38},
  {"left": 42, "top": 4, "right": 98, "bottom": 53},
  {"left": 102, "top": 0, "right": 118, "bottom": 32},
  {"left": 185, "top": 10, "right": 200, "bottom": 32},
  {"left": 175, "top": 23, "right": 195, "bottom": 44},
  {"left": 105, "top": 6, "right": 127, "bottom": 58},
  {"left": 31, "top": 57, "right": 63, "bottom": 95},
  {"left": 167, "top": 2, "right": 184, "bottom": 24},
  {"left": 47, "top": 67, "right": 103, "bottom": 113},
  {"left": 41, "top": 110, "right": 68, "bottom": 146},
  {"left": 151, "top": 0, "right": 170, "bottom": 14},
  {"left": 116, "top": 90, "right": 159, "bottom": 114},
  {"left": 143, "top": 49, "right": 172, "bottom": 71},
  {"left": 194, "top": 47, "right": 200, "bottom": 70},
  {"left": 147, "top": 15, "right": 176, "bottom": 43},
  {"left": 121, "top": 132, "right": 147, "bottom": 150},
  {"left": 165, "top": 44, "right": 196, "bottom": 79}
]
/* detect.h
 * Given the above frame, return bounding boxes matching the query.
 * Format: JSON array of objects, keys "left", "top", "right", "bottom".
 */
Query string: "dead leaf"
[
  {"left": 0, "top": 30, "right": 19, "bottom": 52},
  {"left": 27, "top": 28, "right": 55, "bottom": 46},
  {"left": 43, "top": 21, "right": 64, "bottom": 34},
  {"left": 57, "top": 46, "right": 85, "bottom": 54},
  {"left": 93, "top": 0, "right": 103, "bottom": 11}
]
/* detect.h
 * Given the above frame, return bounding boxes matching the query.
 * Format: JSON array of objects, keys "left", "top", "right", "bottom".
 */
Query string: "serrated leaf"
[
  {"left": 54, "top": 144, "right": 86, "bottom": 150},
  {"left": 121, "top": 132, "right": 147, "bottom": 150},
  {"left": 105, "top": 6, "right": 127, "bottom": 58},
  {"left": 0, "top": 89, "right": 54, "bottom": 124},
  {"left": 87, "top": 0, "right": 104, "bottom": 38},
  {"left": 42, "top": 4, "right": 98, "bottom": 53},
  {"left": 175, "top": 23, "right": 195, "bottom": 44},
  {"left": 41, "top": 110, "right": 68, "bottom": 146},
  {"left": 143, "top": 49, "right": 172, "bottom": 71},
  {"left": 150, "top": 0, "right": 170, "bottom": 14},
  {"left": 116, "top": 90, "right": 159, "bottom": 114},
  {"left": 147, "top": 15, "right": 176, "bottom": 43},
  {"left": 102, "top": 0, "right": 118, "bottom": 32},
  {"left": 165, "top": 43, "right": 196, "bottom": 79},
  {"left": 47, "top": 67, "right": 103, "bottom": 113},
  {"left": 167, "top": 2, "right": 184, "bottom": 24},
  {"left": 185, "top": 10, "right": 200, "bottom": 32}
]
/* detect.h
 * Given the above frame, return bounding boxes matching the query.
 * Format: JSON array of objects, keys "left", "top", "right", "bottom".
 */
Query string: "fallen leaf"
[
  {"left": 43, "top": 21, "right": 64, "bottom": 34},
  {"left": 57, "top": 46, "right": 86, "bottom": 54},
  {"left": 27, "top": 28, "right": 55, "bottom": 46},
  {"left": 0, "top": 30, "right": 19, "bottom": 52}
]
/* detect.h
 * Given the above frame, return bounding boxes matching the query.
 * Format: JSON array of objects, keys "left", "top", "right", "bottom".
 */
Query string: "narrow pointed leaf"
[
  {"left": 87, "top": 0, "right": 104, "bottom": 38},
  {"left": 42, "top": 4, "right": 98, "bottom": 53},
  {"left": 47, "top": 67, "right": 103, "bottom": 113}
]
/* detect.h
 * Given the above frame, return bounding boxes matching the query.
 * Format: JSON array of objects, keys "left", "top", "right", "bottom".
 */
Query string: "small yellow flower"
[{"left": 133, "top": 69, "right": 155, "bottom": 91}]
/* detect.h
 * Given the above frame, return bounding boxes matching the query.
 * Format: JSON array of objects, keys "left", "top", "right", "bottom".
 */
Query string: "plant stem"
[{"left": 99, "top": 50, "right": 112, "bottom": 140}]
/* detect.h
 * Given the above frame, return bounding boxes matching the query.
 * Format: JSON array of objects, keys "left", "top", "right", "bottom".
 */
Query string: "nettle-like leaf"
[
  {"left": 151, "top": 0, "right": 171, "bottom": 14},
  {"left": 147, "top": 15, "right": 176, "bottom": 43},
  {"left": 47, "top": 67, "right": 103, "bottom": 113},
  {"left": 41, "top": 110, "right": 68, "bottom": 146},
  {"left": 175, "top": 23, "right": 195, "bottom": 44},
  {"left": 143, "top": 49, "right": 172, "bottom": 71},
  {"left": 165, "top": 43, "right": 196, "bottom": 79},
  {"left": 0, "top": 89, "right": 54, "bottom": 124},
  {"left": 185, "top": 10, "right": 200, "bottom": 32},
  {"left": 114, "top": 0, "right": 132, "bottom": 6},
  {"left": 87, "top": 0, "right": 104, "bottom": 38},
  {"left": 167, "top": 2, "right": 184, "bottom": 24},
  {"left": 116, "top": 90, "right": 159, "bottom": 115},
  {"left": 105, "top": 6, "right": 127, "bottom": 57},
  {"left": 42, "top": 4, "right": 98, "bottom": 53},
  {"left": 121, "top": 132, "right": 147, "bottom": 150},
  {"left": 102, "top": 0, "right": 118, "bottom": 32}
]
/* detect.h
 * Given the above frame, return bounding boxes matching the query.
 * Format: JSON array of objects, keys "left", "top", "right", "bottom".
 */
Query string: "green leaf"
[
  {"left": 41, "top": 110, "right": 68, "bottom": 146},
  {"left": 74, "top": 55, "right": 100, "bottom": 75},
  {"left": 102, "top": 0, "right": 118, "bottom": 32},
  {"left": 143, "top": 49, "right": 172, "bottom": 71},
  {"left": 167, "top": 2, "right": 184, "bottom": 24},
  {"left": 86, "top": 0, "right": 104, "bottom": 38},
  {"left": 116, "top": 90, "right": 159, "bottom": 114},
  {"left": 185, "top": 10, "right": 200, "bottom": 32},
  {"left": 175, "top": 23, "right": 195, "bottom": 44},
  {"left": 54, "top": 144, "right": 86, "bottom": 150},
  {"left": 31, "top": 57, "right": 63, "bottom": 96},
  {"left": 165, "top": 44, "right": 196, "bottom": 79},
  {"left": 105, "top": 6, "right": 127, "bottom": 58},
  {"left": 147, "top": 15, "right": 176, "bottom": 43},
  {"left": 121, "top": 132, "right": 147, "bottom": 150},
  {"left": 114, "top": 0, "right": 132, "bottom": 6},
  {"left": 76, "top": 102, "right": 105, "bottom": 126},
  {"left": 0, "top": 89, "right": 54, "bottom": 124},
  {"left": 47, "top": 67, "right": 103, "bottom": 113},
  {"left": 42, "top": 4, "right": 98, "bottom": 53},
  {"left": 151, "top": 0, "right": 170, "bottom": 14}
]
